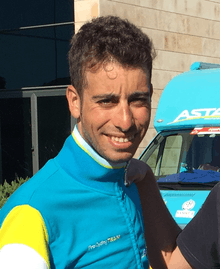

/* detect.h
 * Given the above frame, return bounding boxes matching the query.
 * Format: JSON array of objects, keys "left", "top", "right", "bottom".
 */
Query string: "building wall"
[{"left": 74, "top": 0, "right": 220, "bottom": 158}]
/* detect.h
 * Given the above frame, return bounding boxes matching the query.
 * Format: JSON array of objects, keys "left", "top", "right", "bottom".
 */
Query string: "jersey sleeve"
[
  {"left": 177, "top": 182, "right": 220, "bottom": 269},
  {"left": 0, "top": 205, "right": 50, "bottom": 269}
]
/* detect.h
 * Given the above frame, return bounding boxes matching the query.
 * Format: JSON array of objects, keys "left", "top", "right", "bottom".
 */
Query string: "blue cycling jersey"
[{"left": 0, "top": 126, "right": 149, "bottom": 268}]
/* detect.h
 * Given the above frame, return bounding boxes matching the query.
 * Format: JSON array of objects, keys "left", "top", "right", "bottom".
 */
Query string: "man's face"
[{"left": 70, "top": 62, "right": 152, "bottom": 163}]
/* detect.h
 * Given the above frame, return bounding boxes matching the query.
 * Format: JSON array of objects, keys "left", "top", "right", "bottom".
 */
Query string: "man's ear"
[
  {"left": 150, "top": 83, "right": 153, "bottom": 98},
  {"left": 66, "top": 85, "right": 81, "bottom": 119}
]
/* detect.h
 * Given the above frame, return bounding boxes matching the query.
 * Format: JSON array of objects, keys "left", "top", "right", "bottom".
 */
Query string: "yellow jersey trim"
[
  {"left": 0, "top": 205, "right": 50, "bottom": 268},
  {"left": 72, "top": 131, "right": 125, "bottom": 170}
]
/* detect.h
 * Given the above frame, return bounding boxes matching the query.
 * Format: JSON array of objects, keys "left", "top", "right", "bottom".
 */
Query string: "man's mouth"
[{"left": 110, "top": 135, "right": 134, "bottom": 143}]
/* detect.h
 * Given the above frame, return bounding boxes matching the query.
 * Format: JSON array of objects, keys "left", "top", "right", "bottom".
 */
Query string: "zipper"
[{"left": 115, "top": 181, "right": 143, "bottom": 269}]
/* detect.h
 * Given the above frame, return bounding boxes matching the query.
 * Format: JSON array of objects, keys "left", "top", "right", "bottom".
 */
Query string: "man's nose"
[{"left": 113, "top": 103, "right": 134, "bottom": 132}]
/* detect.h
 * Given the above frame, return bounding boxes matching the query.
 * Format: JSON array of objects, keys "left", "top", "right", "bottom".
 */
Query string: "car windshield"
[{"left": 140, "top": 129, "right": 220, "bottom": 189}]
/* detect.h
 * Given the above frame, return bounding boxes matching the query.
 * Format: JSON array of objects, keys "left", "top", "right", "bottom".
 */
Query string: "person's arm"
[
  {"left": 149, "top": 247, "right": 193, "bottom": 269},
  {"left": 167, "top": 246, "right": 193, "bottom": 269},
  {"left": 127, "top": 159, "right": 181, "bottom": 268},
  {"left": 135, "top": 166, "right": 181, "bottom": 269},
  {"left": 127, "top": 159, "right": 193, "bottom": 268}
]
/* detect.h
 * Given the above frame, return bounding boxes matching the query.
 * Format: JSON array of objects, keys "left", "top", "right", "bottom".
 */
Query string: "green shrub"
[{"left": 0, "top": 177, "right": 29, "bottom": 209}]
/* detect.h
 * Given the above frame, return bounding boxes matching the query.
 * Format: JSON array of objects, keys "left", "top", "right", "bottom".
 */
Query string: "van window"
[
  {"left": 141, "top": 130, "right": 220, "bottom": 186},
  {"left": 160, "top": 135, "right": 182, "bottom": 175},
  {"left": 147, "top": 135, "right": 182, "bottom": 176}
]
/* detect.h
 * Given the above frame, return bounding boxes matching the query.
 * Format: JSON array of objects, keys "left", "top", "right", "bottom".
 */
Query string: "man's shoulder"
[
  {"left": 17, "top": 159, "right": 60, "bottom": 199},
  {"left": 213, "top": 181, "right": 220, "bottom": 195},
  {"left": 0, "top": 159, "right": 60, "bottom": 221},
  {"left": 204, "top": 181, "right": 220, "bottom": 207}
]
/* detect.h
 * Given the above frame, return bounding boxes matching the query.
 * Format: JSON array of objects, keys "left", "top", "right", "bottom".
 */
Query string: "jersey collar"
[
  {"left": 72, "top": 125, "right": 127, "bottom": 170},
  {"left": 55, "top": 126, "right": 129, "bottom": 193}
]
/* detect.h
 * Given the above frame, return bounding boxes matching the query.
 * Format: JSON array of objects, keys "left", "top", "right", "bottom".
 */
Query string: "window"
[
  {"left": 0, "top": 0, "right": 74, "bottom": 90},
  {"left": 160, "top": 135, "right": 182, "bottom": 175},
  {"left": 0, "top": 1, "right": 74, "bottom": 183},
  {"left": 140, "top": 130, "right": 220, "bottom": 187}
]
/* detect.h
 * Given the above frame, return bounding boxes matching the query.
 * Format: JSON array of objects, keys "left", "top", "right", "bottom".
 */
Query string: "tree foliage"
[{"left": 0, "top": 178, "right": 29, "bottom": 209}]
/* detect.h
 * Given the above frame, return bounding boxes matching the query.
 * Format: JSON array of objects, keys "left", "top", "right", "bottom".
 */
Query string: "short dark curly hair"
[{"left": 69, "top": 16, "right": 156, "bottom": 95}]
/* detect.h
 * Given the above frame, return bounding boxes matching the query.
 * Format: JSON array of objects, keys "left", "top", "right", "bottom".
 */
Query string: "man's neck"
[{"left": 72, "top": 125, "right": 127, "bottom": 169}]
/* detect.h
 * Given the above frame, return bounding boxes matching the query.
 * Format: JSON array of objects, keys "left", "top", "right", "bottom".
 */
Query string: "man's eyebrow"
[
  {"left": 92, "top": 91, "right": 150, "bottom": 101},
  {"left": 129, "top": 91, "right": 150, "bottom": 99},
  {"left": 92, "top": 93, "right": 119, "bottom": 100}
]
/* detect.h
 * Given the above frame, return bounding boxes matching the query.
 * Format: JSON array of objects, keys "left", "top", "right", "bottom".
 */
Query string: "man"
[{"left": 0, "top": 16, "right": 159, "bottom": 268}]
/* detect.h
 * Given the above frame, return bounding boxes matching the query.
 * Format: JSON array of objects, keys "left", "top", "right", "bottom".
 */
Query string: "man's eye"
[
  {"left": 131, "top": 98, "right": 150, "bottom": 106},
  {"left": 100, "top": 100, "right": 111, "bottom": 104},
  {"left": 98, "top": 98, "right": 118, "bottom": 107}
]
